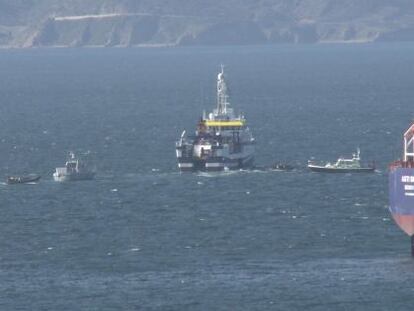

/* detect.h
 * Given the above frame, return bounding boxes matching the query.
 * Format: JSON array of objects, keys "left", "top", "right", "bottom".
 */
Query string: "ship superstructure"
[{"left": 176, "top": 67, "right": 255, "bottom": 172}]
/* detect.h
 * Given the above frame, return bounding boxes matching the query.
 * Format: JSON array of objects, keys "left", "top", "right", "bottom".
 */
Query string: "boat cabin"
[{"left": 333, "top": 151, "right": 361, "bottom": 168}]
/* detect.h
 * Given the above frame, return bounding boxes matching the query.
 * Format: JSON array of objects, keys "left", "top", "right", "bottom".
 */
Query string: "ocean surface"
[{"left": 1, "top": 44, "right": 414, "bottom": 310}]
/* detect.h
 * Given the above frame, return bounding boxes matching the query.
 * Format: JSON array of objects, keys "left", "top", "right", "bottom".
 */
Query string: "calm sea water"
[{"left": 1, "top": 44, "right": 414, "bottom": 310}]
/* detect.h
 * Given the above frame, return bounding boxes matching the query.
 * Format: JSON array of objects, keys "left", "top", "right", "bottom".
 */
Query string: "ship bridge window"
[{"left": 67, "top": 162, "right": 76, "bottom": 169}]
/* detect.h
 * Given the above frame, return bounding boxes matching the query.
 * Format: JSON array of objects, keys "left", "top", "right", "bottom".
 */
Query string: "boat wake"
[{"left": 197, "top": 170, "right": 239, "bottom": 178}]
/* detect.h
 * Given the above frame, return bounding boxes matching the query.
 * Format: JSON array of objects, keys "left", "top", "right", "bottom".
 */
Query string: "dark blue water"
[{"left": 1, "top": 44, "right": 414, "bottom": 310}]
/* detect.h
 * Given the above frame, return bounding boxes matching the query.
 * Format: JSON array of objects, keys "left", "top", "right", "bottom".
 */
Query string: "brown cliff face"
[{"left": 1, "top": 0, "right": 414, "bottom": 48}]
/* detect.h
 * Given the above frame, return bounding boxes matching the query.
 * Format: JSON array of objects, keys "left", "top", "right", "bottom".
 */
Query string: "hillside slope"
[{"left": 1, "top": 0, "right": 414, "bottom": 47}]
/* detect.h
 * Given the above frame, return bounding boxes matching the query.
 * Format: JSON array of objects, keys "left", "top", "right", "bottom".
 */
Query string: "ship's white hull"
[{"left": 53, "top": 171, "right": 95, "bottom": 182}]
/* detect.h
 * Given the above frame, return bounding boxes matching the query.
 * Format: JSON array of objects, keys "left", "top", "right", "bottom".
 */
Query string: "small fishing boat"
[
  {"left": 308, "top": 149, "right": 375, "bottom": 173},
  {"left": 7, "top": 174, "right": 41, "bottom": 184}
]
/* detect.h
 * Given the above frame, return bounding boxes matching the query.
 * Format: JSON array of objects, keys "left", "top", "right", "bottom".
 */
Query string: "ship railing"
[
  {"left": 389, "top": 160, "right": 402, "bottom": 170},
  {"left": 390, "top": 160, "right": 414, "bottom": 169}
]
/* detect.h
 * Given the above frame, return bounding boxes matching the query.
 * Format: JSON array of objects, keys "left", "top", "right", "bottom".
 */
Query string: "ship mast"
[
  {"left": 403, "top": 123, "right": 414, "bottom": 162},
  {"left": 216, "top": 65, "right": 230, "bottom": 116}
]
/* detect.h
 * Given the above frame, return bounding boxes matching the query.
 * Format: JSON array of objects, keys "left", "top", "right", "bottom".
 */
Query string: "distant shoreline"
[{"left": 0, "top": 40, "right": 405, "bottom": 50}]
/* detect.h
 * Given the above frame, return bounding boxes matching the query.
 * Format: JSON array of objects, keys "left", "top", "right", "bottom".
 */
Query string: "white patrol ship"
[
  {"left": 53, "top": 152, "right": 96, "bottom": 182},
  {"left": 176, "top": 66, "right": 255, "bottom": 172}
]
